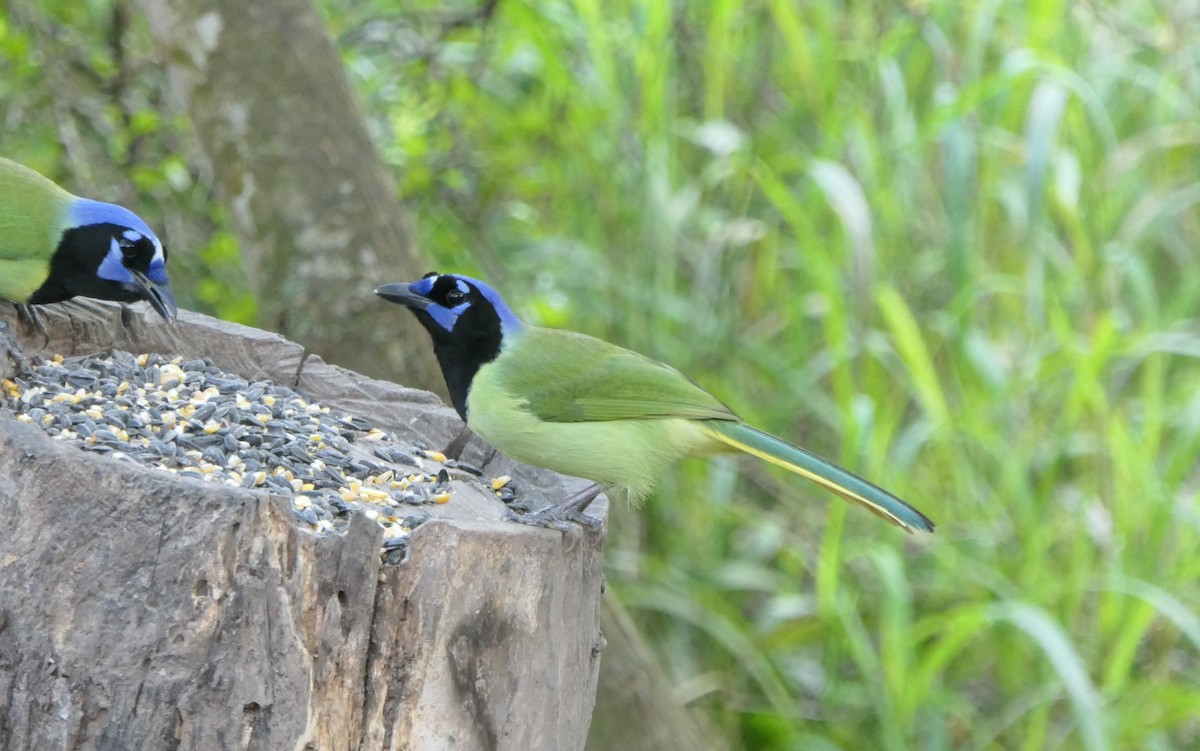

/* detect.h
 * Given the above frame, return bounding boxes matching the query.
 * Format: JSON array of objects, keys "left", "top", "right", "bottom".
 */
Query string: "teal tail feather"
[{"left": 700, "top": 421, "right": 935, "bottom": 534}]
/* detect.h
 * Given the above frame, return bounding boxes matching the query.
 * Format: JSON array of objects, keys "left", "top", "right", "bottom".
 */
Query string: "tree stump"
[{"left": 0, "top": 301, "right": 605, "bottom": 751}]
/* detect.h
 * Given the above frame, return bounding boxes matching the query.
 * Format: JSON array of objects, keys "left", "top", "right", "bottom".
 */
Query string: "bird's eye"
[
  {"left": 119, "top": 239, "right": 138, "bottom": 259},
  {"left": 445, "top": 289, "right": 466, "bottom": 306}
]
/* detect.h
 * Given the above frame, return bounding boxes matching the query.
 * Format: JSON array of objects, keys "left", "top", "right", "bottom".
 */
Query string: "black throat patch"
[
  {"left": 28, "top": 223, "right": 142, "bottom": 306},
  {"left": 413, "top": 304, "right": 504, "bottom": 421}
]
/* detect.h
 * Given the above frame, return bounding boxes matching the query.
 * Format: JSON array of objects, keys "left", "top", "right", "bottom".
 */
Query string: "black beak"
[
  {"left": 131, "top": 271, "right": 178, "bottom": 323},
  {"left": 375, "top": 282, "right": 430, "bottom": 310}
]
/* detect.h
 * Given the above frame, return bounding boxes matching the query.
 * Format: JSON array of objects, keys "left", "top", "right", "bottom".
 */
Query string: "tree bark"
[
  {"left": 131, "top": 0, "right": 443, "bottom": 389},
  {"left": 0, "top": 301, "right": 604, "bottom": 751}
]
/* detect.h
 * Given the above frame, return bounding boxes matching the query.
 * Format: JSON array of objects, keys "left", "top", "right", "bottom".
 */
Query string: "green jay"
[
  {"left": 376, "top": 272, "right": 934, "bottom": 534},
  {"left": 0, "top": 157, "right": 177, "bottom": 343}
]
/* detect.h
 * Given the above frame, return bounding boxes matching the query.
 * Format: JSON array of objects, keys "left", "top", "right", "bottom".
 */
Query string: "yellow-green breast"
[{"left": 464, "top": 326, "right": 729, "bottom": 498}]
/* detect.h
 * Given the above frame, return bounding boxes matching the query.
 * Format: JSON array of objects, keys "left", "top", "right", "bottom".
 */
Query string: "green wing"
[
  {"left": 496, "top": 327, "right": 736, "bottom": 423},
  {"left": 0, "top": 158, "right": 72, "bottom": 301},
  {"left": 0, "top": 158, "right": 71, "bottom": 262}
]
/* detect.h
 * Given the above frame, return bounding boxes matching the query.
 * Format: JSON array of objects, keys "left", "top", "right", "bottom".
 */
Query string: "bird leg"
[
  {"left": 441, "top": 424, "right": 475, "bottom": 462},
  {"left": 505, "top": 482, "right": 606, "bottom": 532}
]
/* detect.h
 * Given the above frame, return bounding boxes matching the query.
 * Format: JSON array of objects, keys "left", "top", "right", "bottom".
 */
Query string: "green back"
[
  {"left": 496, "top": 326, "right": 736, "bottom": 422},
  {"left": 0, "top": 158, "right": 72, "bottom": 301}
]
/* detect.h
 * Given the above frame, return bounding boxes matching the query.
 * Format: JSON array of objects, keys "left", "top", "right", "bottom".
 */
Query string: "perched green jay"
[
  {"left": 377, "top": 272, "right": 934, "bottom": 534},
  {"left": 0, "top": 156, "right": 176, "bottom": 348}
]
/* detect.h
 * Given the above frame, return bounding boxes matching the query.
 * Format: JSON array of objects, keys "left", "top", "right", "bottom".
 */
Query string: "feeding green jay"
[
  {"left": 376, "top": 272, "right": 934, "bottom": 534},
  {"left": 0, "top": 157, "right": 177, "bottom": 343}
]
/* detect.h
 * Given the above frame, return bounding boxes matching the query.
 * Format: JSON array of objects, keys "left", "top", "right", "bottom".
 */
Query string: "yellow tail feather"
[{"left": 699, "top": 422, "right": 934, "bottom": 533}]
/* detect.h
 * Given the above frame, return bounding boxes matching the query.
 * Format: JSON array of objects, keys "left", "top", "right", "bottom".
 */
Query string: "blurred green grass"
[
  {"left": 3, "top": 0, "right": 1198, "bottom": 747},
  {"left": 325, "top": 1, "right": 1200, "bottom": 748}
]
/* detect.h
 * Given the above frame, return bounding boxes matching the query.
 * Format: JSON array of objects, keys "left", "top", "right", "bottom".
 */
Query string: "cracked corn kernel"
[
  {"left": 0, "top": 350, "right": 516, "bottom": 557},
  {"left": 158, "top": 363, "right": 185, "bottom": 385}
]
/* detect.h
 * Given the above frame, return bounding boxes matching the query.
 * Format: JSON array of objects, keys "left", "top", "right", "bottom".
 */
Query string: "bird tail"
[{"left": 699, "top": 421, "right": 935, "bottom": 534}]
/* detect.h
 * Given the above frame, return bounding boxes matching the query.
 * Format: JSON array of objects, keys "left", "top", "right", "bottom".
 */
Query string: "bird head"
[
  {"left": 375, "top": 272, "right": 522, "bottom": 343},
  {"left": 54, "top": 198, "right": 177, "bottom": 322},
  {"left": 376, "top": 272, "right": 523, "bottom": 418}
]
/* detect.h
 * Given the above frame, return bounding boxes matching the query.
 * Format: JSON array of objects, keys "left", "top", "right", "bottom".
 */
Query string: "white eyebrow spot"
[
  {"left": 122, "top": 229, "right": 143, "bottom": 242},
  {"left": 455, "top": 279, "right": 469, "bottom": 294}
]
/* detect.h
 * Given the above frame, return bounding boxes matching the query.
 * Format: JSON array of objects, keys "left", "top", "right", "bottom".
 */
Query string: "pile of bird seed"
[{"left": 0, "top": 350, "right": 519, "bottom": 562}]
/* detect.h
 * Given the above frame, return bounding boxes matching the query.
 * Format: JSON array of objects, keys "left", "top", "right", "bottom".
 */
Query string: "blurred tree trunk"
[
  {"left": 131, "top": 0, "right": 444, "bottom": 391},
  {"left": 119, "top": 4, "right": 720, "bottom": 750},
  {"left": 587, "top": 596, "right": 724, "bottom": 751}
]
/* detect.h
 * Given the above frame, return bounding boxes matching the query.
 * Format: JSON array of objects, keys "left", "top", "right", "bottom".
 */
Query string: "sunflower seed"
[{"left": 0, "top": 348, "right": 518, "bottom": 552}]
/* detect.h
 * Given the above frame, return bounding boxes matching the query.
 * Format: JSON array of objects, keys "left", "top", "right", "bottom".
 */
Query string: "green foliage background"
[{"left": 4, "top": 1, "right": 1200, "bottom": 748}]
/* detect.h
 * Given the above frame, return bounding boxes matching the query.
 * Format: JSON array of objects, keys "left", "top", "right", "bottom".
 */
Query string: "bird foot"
[
  {"left": 15, "top": 304, "right": 49, "bottom": 348},
  {"left": 503, "top": 482, "right": 606, "bottom": 532},
  {"left": 504, "top": 505, "right": 602, "bottom": 533}
]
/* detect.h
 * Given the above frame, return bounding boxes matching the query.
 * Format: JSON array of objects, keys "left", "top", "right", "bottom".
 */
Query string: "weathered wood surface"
[{"left": 0, "top": 301, "right": 606, "bottom": 751}]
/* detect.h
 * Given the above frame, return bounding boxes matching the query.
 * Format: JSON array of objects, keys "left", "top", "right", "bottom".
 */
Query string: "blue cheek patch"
[
  {"left": 427, "top": 302, "right": 469, "bottom": 332},
  {"left": 95, "top": 240, "right": 134, "bottom": 284}
]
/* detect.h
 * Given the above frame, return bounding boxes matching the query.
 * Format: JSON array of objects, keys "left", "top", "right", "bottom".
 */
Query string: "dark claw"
[
  {"left": 15, "top": 304, "right": 49, "bottom": 348},
  {"left": 566, "top": 510, "right": 602, "bottom": 531}
]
